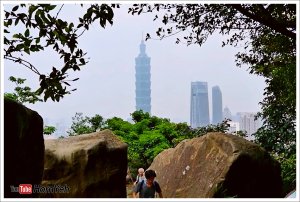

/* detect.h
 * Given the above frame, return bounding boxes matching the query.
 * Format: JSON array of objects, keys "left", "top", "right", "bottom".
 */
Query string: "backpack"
[{"left": 135, "top": 175, "right": 143, "bottom": 184}]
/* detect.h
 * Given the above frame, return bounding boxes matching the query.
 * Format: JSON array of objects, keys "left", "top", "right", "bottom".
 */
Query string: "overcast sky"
[{"left": 3, "top": 3, "right": 266, "bottom": 129}]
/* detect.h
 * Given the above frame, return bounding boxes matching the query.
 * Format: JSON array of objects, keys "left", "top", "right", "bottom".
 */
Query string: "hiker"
[
  {"left": 133, "top": 168, "right": 145, "bottom": 186},
  {"left": 133, "top": 169, "right": 163, "bottom": 198}
]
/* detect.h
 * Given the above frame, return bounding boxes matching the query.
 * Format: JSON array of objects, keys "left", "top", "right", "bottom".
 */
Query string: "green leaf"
[
  {"left": 40, "top": 11, "right": 51, "bottom": 24},
  {"left": 7, "top": 19, "right": 13, "bottom": 26},
  {"left": 24, "top": 47, "right": 30, "bottom": 55},
  {"left": 44, "top": 91, "right": 50, "bottom": 102},
  {"left": 79, "top": 58, "right": 85, "bottom": 64},
  {"left": 12, "top": 33, "right": 21, "bottom": 38},
  {"left": 35, "top": 37, "right": 40, "bottom": 44},
  {"left": 12, "top": 5, "right": 19, "bottom": 12},
  {"left": 15, "top": 44, "right": 24, "bottom": 51},
  {"left": 15, "top": 17, "right": 20, "bottom": 26},
  {"left": 8, "top": 76, "right": 17, "bottom": 82},
  {"left": 29, "top": 5, "right": 38, "bottom": 16},
  {"left": 35, "top": 12, "right": 43, "bottom": 25},
  {"left": 68, "top": 22, "right": 74, "bottom": 31},
  {"left": 5, "top": 11, "right": 10, "bottom": 19},
  {"left": 24, "top": 29, "right": 30, "bottom": 37},
  {"left": 48, "top": 5, "right": 56, "bottom": 11},
  {"left": 59, "top": 34, "right": 67, "bottom": 44},
  {"left": 35, "top": 87, "right": 44, "bottom": 95}
]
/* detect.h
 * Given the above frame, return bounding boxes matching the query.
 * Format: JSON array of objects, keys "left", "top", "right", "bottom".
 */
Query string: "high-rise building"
[
  {"left": 212, "top": 86, "right": 223, "bottom": 125},
  {"left": 237, "top": 112, "right": 261, "bottom": 140},
  {"left": 190, "top": 81, "right": 210, "bottom": 128},
  {"left": 227, "top": 121, "right": 240, "bottom": 134},
  {"left": 135, "top": 40, "right": 151, "bottom": 114},
  {"left": 223, "top": 106, "right": 232, "bottom": 120}
]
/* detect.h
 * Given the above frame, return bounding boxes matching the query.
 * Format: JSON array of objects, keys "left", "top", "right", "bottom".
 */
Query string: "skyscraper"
[
  {"left": 190, "top": 81, "right": 210, "bottom": 128},
  {"left": 237, "top": 112, "right": 261, "bottom": 140},
  {"left": 212, "top": 86, "right": 223, "bottom": 125},
  {"left": 135, "top": 40, "right": 151, "bottom": 114},
  {"left": 223, "top": 106, "right": 232, "bottom": 120}
]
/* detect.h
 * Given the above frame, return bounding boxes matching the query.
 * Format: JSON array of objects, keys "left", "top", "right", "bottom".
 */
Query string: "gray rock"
[
  {"left": 42, "top": 130, "right": 128, "bottom": 198},
  {"left": 4, "top": 97, "right": 44, "bottom": 198},
  {"left": 148, "top": 132, "right": 283, "bottom": 198}
]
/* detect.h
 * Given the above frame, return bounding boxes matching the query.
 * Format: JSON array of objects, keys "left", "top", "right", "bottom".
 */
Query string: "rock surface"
[
  {"left": 4, "top": 97, "right": 44, "bottom": 198},
  {"left": 42, "top": 130, "right": 128, "bottom": 198},
  {"left": 148, "top": 132, "right": 283, "bottom": 198}
]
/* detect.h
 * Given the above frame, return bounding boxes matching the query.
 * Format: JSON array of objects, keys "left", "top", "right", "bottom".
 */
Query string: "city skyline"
[{"left": 3, "top": 4, "right": 266, "bottom": 128}]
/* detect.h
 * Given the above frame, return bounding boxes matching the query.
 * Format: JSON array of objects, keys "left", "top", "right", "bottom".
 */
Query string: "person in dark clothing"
[{"left": 133, "top": 169, "right": 163, "bottom": 198}]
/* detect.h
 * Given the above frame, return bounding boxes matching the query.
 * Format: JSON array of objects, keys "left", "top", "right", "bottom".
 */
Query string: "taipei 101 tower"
[{"left": 135, "top": 40, "right": 151, "bottom": 114}]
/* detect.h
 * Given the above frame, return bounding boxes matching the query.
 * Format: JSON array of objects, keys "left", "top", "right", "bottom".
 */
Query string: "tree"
[
  {"left": 67, "top": 112, "right": 104, "bottom": 136},
  {"left": 129, "top": 4, "right": 295, "bottom": 45},
  {"left": 104, "top": 110, "right": 232, "bottom": 177},
  {"left": 89, "top": 114, "right": 104, "bottom": 132},
  {"left": 131, "top": 110, "right": 151, "bottom": 123},
  {"left": 4, "top": 76, "right": 43, "bottom": 104},
  {"left": 129, "top": 4, "right": 296, "bottom": 194},
  {"left": 43, "top": 125, "right": 56, "bottom": 135},
  {"left": 234, "top": 130, "right": 248, "bottom": 139},
  {"left": 4, "top": 4, "right": 119, "bottom": 102},
  {"left": 4, "top": 76, "right": 57, "bottom": 136}
]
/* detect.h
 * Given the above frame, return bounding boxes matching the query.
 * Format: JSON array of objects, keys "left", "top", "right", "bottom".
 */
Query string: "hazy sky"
[{"left": 3, "top": 3, "right": 266, "bottom": 128}]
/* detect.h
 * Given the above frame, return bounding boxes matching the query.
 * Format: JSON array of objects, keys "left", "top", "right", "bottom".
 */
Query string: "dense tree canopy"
[{"left": 104, "top": 110, "right": 232, "bottom": 177}]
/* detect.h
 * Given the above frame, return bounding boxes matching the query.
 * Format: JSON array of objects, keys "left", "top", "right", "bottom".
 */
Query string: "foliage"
[
  {"left": 128, "top": 4, "right": 295, "bottom": 45},
  {"left": 253, "top": 32, "right": 296, "bottom": 156},
  {"left": 4, "top": 76, "right": 43, "bottom": 104},
  {"left": 67, "top": 112, "right": 104, "bottom": 136},
  {"left": 272, "top": 153, "right": 296, "bottom": 195},
  {"left": 4, "top": 4, "right": 119, "bottom": 102},
  {"left": 129, "top": 4, "right": 296, "bottom": 193},
  {"left": 104, "top": 110, "right": 231, "bottom": 177},
  {"left": 193, "top": 118, "right": 230, "bottom": 137},
  {"left": 234, "top": 130, "right": 248, "bottom": 138},
  {"left": 252, "top": 13, "right": 296, "bottom": 195},
  {"left": 43, "top": 125, "right": 56, "bottom": 135},
  {"left": 131, "top": 110, "right": 151, "bottom": 123},
  {"left": 89, "top": 114, "right": 104, "bottom": 132},
  {"left": 66, "top": 110, "right": 233, "bottom": 180}
]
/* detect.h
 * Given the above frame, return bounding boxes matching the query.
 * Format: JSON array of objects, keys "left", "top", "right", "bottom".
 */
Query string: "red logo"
[{"left": 19, "top": 184, "right": 32, "bottom": 194}]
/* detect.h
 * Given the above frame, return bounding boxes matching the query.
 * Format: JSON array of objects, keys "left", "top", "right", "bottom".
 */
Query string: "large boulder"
[
  {"left": 4, "top": 97, "right": 44, "bottom": 198},
  {"left": 149, "top": 132, "right": 283, "bottom": 198},
  {"left": 42, "top": 130, "right": 128, "bottom": 198}
]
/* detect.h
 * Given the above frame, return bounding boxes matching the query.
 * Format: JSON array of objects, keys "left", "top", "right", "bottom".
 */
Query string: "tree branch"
[
  {"left": 55, "top": 4, "right": 64, "bottom": 20},
  {"left": 228, "top": 4, "right": 296, "bottom": 40},
  {"left": 4, "top": 55, "right": 41, "bottom": 75}
]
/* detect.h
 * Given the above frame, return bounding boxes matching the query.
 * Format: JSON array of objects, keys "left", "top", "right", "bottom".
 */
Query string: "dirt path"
[{"left": 126, "top": 183, "right": 135, "bottom": 198}]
